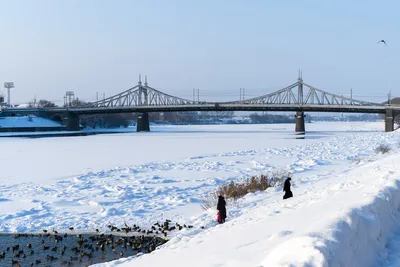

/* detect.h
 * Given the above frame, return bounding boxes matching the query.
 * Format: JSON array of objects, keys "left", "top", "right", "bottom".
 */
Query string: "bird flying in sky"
[{"left": 377, "top": 40, "right": 387, "bottom": 45}]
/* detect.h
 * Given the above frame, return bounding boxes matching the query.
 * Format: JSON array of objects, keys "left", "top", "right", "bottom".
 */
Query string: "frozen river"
[
  {"left": 0, "top": 121, "right": 388, "bottom": 234},
  {"left": 0, "top": 122, "right": 383, "bottom": 185}
]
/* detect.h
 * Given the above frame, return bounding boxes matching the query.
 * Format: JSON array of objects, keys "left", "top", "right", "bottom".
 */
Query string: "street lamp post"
[{"left": 4, "top": 82, "right": 14, "bottom": 107}]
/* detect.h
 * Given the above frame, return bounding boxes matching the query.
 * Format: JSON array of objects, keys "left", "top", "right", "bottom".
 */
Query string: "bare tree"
[
  {"left": 28, "top": 99, "right": 57, "bottom": 108},
  {"left": 66, "top": 98, "right": 87, "bottom": 108},
  {"left": 37, "top": 99, "right": 57, "bottom": 108}
]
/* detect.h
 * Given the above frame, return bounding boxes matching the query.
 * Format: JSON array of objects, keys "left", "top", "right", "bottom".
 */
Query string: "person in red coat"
[{"left": 217, "top": 195, "right": 227, "bottom": 223}]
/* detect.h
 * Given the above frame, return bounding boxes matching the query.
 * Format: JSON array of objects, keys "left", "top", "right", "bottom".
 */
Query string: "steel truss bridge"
[
  {"left": 72, "top": 76, "right": 387, "bottom": 113},
  {"left": 4, "top": 75, "right": 400, "bottom": 132}
]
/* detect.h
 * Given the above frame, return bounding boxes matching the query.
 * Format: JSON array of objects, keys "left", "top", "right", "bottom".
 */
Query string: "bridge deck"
[{"left": 3, "top": 104, "right": 399, "bottom": 115}]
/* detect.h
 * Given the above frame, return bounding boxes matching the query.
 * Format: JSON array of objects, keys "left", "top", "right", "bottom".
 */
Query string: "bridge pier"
[
  {"left": 295, "top": 111, "right": 305, "bottom": 132},
  {"left": 137, "top": 112, "right": 150, "bottom": 132},
  {"left": 385, "top": 109, "right": 397, "bottom": 132},
  {"left": 67, "top": 112, "right": 80, "bottom": 131}
]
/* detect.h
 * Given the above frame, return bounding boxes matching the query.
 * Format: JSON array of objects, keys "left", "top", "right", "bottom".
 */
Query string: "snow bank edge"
[{"left": 261, "top": 178, "right": 400, "bottom": 267}]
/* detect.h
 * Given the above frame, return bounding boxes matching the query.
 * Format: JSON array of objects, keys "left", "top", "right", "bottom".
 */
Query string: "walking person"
[
  {"left": 217, "top": 195, "right": 227, "bottom": 223},
  {"left": 283, "top": 177, "right": 293, "bottom": 200}
]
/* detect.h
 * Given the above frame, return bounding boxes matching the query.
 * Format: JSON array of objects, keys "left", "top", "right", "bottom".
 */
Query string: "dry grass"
[
  {"left": 201, "top": 192, "right": 223, "bottom": 211},
  {"left": 201, "top": 170, "right": 290, "bottom": 210},
  {"left": 375, "top": 144, "right": 391, "bottom": 154}
]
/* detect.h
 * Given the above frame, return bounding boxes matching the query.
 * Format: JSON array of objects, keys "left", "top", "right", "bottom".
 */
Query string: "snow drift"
[{"left": 261, "top": 156, "right": 400, "bottom": 267}]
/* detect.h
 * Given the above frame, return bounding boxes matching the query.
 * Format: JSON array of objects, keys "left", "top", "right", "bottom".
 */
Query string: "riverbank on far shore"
[{"left": 0, "top": 127, "right": 137, "bottom": 138}]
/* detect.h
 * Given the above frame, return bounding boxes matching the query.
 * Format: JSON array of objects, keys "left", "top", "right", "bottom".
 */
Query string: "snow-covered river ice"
[{"left": 0, "top": 122, "right": 383, "bottom": 232}]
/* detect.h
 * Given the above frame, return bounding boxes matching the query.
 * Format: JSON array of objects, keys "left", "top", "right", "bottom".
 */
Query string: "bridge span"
[{"left": 3, "top": 75, "right": 400, "bottom": 132}]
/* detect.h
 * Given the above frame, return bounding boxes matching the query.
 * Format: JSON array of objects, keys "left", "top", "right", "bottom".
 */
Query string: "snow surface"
[
  {"left": 1, "top": 121, "right": 400, "bottom": 266},
  {"left": 0, "top": 115, "right": 62, "bottom": 127},
  {"left": 94, "top": 146, "right": 400, "bottom": 267}
]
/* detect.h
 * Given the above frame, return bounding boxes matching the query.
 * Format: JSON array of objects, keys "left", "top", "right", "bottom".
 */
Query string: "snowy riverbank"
[
  {"left": 0, "top": 122, "right": 399, "bottom": 266},
  {"left": 96, "top": 151, "right": 400, "bottom": 267},
  {"left": 0, "top": 115, "right": 62, "bottom": 127}
]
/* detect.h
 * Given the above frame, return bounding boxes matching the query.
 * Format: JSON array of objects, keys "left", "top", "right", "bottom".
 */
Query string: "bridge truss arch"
[
  {"left": 84, "top": 76, "right": 206, "bottom": 108},
  {"left": 76, "top": 75, "right": 384, "bottom": 109},
  {"left": 222, "top": 79, "right": 382, "bottom": 107}
]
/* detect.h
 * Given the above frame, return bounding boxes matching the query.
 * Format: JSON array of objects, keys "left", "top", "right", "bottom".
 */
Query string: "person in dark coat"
[
  {"left": 217, "top": 195, "right": 227, "bottom": 223},
  {"left": 283, "top": 177, "right": 293, "bottom": 200}
]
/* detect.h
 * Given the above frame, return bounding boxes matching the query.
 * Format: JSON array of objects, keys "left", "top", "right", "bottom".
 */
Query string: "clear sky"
[{"left": 0, "top": 0, "right": 399, "bottom": 105}]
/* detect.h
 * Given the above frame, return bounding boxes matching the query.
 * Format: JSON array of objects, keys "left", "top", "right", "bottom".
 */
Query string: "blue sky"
[{"left": 0, "top": 0, "right": 398, "bottom": 104}]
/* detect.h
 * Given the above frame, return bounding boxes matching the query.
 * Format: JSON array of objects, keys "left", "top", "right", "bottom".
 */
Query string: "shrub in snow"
[
  {"left": 349, "top": 156, "right": 362, "bottom": 165},
  {"left": 201, "top": 192, "right": 221, "bottom": 211},
  {"left": 201, "top": 170, "right": 289, "bottom": 210},
  {"left": 375, "top": 144, "right": 391, "bottom": 154}
]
